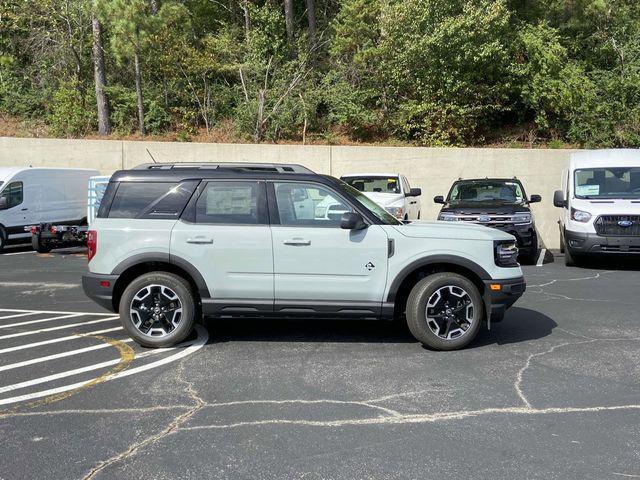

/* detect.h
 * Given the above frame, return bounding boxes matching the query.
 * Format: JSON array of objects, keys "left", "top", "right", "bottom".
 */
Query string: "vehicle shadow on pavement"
[
  {"left": 471, "top": 307, "right": 556, "bottom": 348},
  {"left": 206, "top": 307, "right": 556, "bottom": 348}
]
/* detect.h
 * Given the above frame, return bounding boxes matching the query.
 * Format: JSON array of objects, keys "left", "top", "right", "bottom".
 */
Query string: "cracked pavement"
[{"left": 0, "top": 248, "right": 639, "bottom": 479}]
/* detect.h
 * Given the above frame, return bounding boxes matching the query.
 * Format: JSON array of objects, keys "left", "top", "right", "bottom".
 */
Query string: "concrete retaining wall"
[{"left": 0, "top": 137, "right": 574, "bottom": 248}]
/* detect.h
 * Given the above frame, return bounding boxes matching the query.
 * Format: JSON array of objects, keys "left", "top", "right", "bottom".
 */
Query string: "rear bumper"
[
  {"left": 565, "top": 230, "right": 640, "bottom": 255},
  {"left": 82, "top": 273, "right": 119, "bottom": 312},
  {"left": 483, "top": 276, "right": 526, "bottom": 323}
]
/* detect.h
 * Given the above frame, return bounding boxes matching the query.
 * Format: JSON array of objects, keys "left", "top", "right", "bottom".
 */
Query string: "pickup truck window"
[{"left": 343, "top": 176, "right": 401, "bottom": 194}]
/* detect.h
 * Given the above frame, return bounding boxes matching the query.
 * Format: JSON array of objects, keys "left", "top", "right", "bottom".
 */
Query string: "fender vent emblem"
[{"left": 365, "top": 262, "right": 375, "bottom": 271}]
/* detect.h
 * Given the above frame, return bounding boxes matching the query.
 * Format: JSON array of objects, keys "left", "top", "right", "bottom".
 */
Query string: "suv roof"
[
  {"left": 134, "top": 162, "right": 314, "bottom": 173},
  {"left": 111, "top": 162, "right": 317, "bottom": 183}
]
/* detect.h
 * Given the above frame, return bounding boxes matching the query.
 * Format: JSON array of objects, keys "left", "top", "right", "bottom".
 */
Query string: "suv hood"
[
  {"left": 441, "top": 203, "right": 529, "bottom": 214},
  {"left": 363, "top": 192, "right": 405, "bottom": 207},
  {"left": 391, "top": 221, "right": 514, "bottom": 241}
]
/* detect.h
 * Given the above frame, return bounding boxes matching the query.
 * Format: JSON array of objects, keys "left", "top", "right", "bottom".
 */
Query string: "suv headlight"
[
  {"left": 495, "top": 241, "right": 519, "bottom": 267},
  {"left": 513, "top": 213, "right": 532, "bottom": 225},
  {"left": 438, "top": 213, "right": 458, "bottom": 221},
  {"left": 571, "top": 208, "right": 591, "bottom": 223},
  {"left": 385, "top": 206, "right": 405, "bottom": 219}
]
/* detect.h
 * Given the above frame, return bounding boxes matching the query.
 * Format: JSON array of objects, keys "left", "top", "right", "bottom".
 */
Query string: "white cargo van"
[
  {"left": 0, "top": 167, "right": 100, "bottom": 252},
  {"left": 553, "top": 150, "right": 640, "bottom": 265}
]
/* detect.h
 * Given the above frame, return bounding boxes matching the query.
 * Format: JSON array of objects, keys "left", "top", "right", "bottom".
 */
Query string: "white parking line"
[
  {"left": 0, "top": 348, "right": 174, "bottom": 394},
  {"left": 0, "top": 313, "right": 83, "bottom": 330},
  {"left": 0, "top": 308, "right": 114, "bottom": 316},
  {"left": 0, "top": 317, "right": 119, "bottom": 340},
  {"left": 0, "top": 312, "right": 39, "bottom": 321},
  {"left": 0, "top": 326, "right": 123, "bottom": 354},
  {"left": 536, "top": 248, "right": 547, "bottom": 267},
  {"left": 0, "top": 339, "right": 134, "bottom": 373},
  {"left": 0, "top": 326, "right": 208, "bottom": 406}
]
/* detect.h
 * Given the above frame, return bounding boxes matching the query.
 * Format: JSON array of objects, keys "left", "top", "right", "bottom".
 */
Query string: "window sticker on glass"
[{"left": 576, "top": 185, "right": 600, "bottom": 196}]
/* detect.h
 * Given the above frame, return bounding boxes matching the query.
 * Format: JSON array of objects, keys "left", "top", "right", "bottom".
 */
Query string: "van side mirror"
[
  {"left": 406, "top": 188, "right": 422, "bottom": 197},
  {"left": 433, "top": 195, "right": 445, "bottom": 204},
  {"left": 553, "top": 190, "right": 566, "bottom": 208},
  {"left": 0, "top": 196, "right": 7, "bottom": 210},
  {"left": 529, "top": 194, "right": 542, "bottom": 203},
  {"left": 340, "top": 212, "right": 367, "bottom": 230}
]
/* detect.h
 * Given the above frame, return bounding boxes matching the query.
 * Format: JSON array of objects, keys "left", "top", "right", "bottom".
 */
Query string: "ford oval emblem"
[
  {"left": 478, "top": 215, "right": 491, "bottom": 222},
  {"left": 618, "top": 220, "right": 633, "bottom": 228}
]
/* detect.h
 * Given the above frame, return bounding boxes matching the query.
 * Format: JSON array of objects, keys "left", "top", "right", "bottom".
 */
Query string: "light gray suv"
[{"left": 83, "top": 163, "right": 526, "bottom": 351}]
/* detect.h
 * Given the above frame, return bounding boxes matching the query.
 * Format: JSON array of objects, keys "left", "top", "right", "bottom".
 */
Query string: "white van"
[
  {"left": 0, "top": 167, "right": 100, "bottom": 252},
  {"left": 553, "top": 150, "right": 640, "bottom": 265}
]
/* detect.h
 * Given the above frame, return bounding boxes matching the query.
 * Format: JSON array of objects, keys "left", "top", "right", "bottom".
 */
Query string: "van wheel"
[
  {"left": 119, "top": 272, "right": 197, "bottom": 348},
  {"left": 564, "top": 244, "right": 582, "bottom": 267},
  {"left": 31, "top": 235, "right": 52, "bottom": 253},
  {"left": 406, "top": 273, "right": 483, "bottom": 351},
  {"left": 0, "top": 227, "right": 6, "bottom": 253}
]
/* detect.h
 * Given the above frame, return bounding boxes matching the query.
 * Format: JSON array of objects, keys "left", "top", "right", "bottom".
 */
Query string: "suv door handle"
[
  {"left": 186, "top": 237, "right": 213, "bottom": 245},
  {"left": 283, "top": 238, "right": 311, "bottom": 246}
]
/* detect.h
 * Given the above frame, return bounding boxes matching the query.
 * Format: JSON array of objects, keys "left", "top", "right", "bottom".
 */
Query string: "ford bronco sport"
[{"left": 83, "top": 163, "right": 526, "bottom": 351}]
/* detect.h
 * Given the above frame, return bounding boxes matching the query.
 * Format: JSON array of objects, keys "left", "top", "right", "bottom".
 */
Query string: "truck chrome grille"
[{"left": 594, "top": 215, "right": 640, "bottom": 236}]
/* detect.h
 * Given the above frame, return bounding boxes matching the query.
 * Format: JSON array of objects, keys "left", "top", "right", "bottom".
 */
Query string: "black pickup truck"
[{"left": 434, "top": 178, "right": 542, "bottom": 264}]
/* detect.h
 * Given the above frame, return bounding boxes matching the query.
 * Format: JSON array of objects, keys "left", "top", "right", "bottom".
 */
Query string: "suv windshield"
[
  {"left": 343, "top": 176, "right": 401, "bottom": 194},
  {"left": 335, "top": 179, "right": 402, "bottom": 225},
  {"left": 448, "top": 180, "right": 525, "bottom": 204},
  {"left": 574, "top": 167, "right": 640, "bottom": 199}
]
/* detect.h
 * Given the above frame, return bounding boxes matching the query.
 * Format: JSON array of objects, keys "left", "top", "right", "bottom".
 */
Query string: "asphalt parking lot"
[{"left": 0, "top": 246, "right": 639, "bottom": 480}]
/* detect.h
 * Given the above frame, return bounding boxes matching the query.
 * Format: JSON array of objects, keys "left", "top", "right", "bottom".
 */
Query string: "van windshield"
[{"left": 574, "top": 167, "right": 640, "bottom": 199}]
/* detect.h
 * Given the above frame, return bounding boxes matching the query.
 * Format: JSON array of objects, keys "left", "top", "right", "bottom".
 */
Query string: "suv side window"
[
  {"left": 273, "top": 182, "right": 352, "bottom": 227},
  {"left": 195, "top": 181, "right": 265, "bottom": 225},
  {"left": 107, "top": 181, "right": 198, "bottom": 219},
  {"left": 3, "top": 182, "right": 23, "bottom": 208}
]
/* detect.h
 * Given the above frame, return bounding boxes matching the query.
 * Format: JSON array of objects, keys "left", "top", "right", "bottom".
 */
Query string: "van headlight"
[
  {"left": 571, "top": 208, "right": 591, "bottom": 223},
  {"left": 495, "top": 241, "right": 519, "bottom": 267},
  {"left": 513, "top": 213, "right": 532, "bottom": 225},
  {"left": 438, "top": 213, "right": 458, "bottom": 221}
]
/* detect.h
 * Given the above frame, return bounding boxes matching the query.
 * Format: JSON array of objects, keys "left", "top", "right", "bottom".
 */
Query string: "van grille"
[{"left": 594, "top": 215, "right": 640, "bottom": 236}]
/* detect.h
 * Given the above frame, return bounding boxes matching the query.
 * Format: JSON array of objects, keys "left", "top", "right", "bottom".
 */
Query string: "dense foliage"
[{"left": 0, "top": 0, "right": 638, "bottom": 146}]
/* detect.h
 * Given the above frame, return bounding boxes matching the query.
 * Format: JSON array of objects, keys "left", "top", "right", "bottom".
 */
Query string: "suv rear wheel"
[
  {"left": 119, "top": 272, "right": 197, "bottom": 348},
  {"left": 406, "top": 272, "right": 483, "bottom": 351}
]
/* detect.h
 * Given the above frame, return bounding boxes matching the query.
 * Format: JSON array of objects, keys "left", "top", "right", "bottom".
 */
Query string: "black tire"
[
  {"left": 564, "top": 244, "right": 583, "bottom": 267},
  {"left": 119, "top": 272, "right": 197, "bottom": 348},
  {"left": 559, "top": 230, "right": 565, "bottom": 254},
  {"left": 31, "top": 234, "right": 52, "bottom": 253},
  {"left": 417, "top": 211, "right": 421, "bottom": 220},
  {"left": 0, "top": 227, "right": 6, "bottom": 253},
  {"left": 406, "top": 272, "right": 484, "bottom": 351}
]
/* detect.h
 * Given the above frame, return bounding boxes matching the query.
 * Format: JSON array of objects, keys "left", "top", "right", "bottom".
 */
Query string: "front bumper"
[
  {"left": 483, "top": 276, "right": 526, "bottom": 323},
  {"left": 565, "top": 230, "right": 640, "bottom": 255},
  {"left": 493, "top": 224, "right": 537, "bottom": 253},
  {"left": 82, "top": 273, "right": 119, "bottom": 312}
]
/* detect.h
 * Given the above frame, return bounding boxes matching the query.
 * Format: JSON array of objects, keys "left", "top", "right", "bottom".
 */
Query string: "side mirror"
[
  {"left": 340, "top": 212, "right": 367, "bottom": 230},
  {"left": 529, "top": 194, "right": 542, "bottom": 203},
  {"left": 433, "top": 195, "right": 445, "bottom": 204},
  {"left": 0, "top": 196, "right": 7, "bottom": 210},
  {"left": 553, "top": 190, "right": 566, "bottom": 208},
  {"left": 406, "top": 188, "right": 422, "bottom": 197}
]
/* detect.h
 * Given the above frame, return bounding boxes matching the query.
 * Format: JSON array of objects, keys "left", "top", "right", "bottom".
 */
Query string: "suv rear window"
[{"left": 106, "top": 181, "right": 198, "bottom": 219}]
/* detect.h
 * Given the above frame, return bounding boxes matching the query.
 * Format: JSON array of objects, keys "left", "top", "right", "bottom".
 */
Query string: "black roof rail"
[{"left": 132, "top": 162, "right": 314, "bottom": 174}]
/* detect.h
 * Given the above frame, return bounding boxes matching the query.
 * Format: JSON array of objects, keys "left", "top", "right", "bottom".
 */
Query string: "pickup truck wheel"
[
  {"left": 119, "top": 272, "right": 196, "bottom": 348},
  {"left": 31, "top": 234, "right": 52, "bottom": 253},
  {"left": 406, "top": 273, "right": 483, "bottom": 351}
]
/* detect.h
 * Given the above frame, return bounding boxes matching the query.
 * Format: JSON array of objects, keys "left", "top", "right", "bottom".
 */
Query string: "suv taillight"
[{"left": 87, "top": 230, "right": 97, "bottom": 262}]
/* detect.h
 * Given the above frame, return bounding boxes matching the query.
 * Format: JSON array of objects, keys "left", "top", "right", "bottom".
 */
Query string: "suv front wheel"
[
  {"left": 406, "top": 272, "right": 483, "bottom": 351},
  {"left": 119, "top": 272, "right": 197, "bottom": 348}
]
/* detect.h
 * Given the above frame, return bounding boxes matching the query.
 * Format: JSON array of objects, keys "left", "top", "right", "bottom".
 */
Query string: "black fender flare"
[
  {"left": 386, "top": 254, "right": 491, "bottom": 303},
  {"left": 111, "top": 252, "right": 210, "bottom": 298}
]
